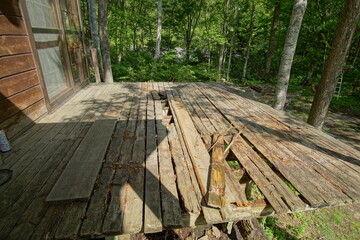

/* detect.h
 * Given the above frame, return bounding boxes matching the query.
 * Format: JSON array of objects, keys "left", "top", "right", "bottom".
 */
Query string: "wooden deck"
[{"left": 1, "top": 82, "right": 359, "bottom": 239}]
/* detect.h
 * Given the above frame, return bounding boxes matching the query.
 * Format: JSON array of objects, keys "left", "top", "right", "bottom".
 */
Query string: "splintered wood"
[
  {"left": 208, "top": 134, "right": 226, "bottom": 208},
  {"left": 2, "top": 82, "right": 360, "bottom": 240}
]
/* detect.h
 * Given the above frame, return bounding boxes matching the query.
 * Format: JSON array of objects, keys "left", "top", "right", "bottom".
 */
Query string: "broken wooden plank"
[
  {"left": 143, "top": 92, "right": 163, "bottom": 233},
  {"left": 169, "top": 96, "right": 211, "bottom": 201},
  {"left": 154, "top": 100, "right": 183, "bottom": 228},
  {"left": 163, "top": 83, "right": 223, "bottom": 226},
  {"left": 46, "top": 119, "right": 116, "bottom": 203},
  {"left": 208, "top": 134, "right": 226, "bottom": 208},
  {"left": 168, "top": 123, "right": 201, "bottom": 218}
]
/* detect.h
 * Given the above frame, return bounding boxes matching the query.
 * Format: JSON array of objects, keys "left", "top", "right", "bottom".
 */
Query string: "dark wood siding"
[{"left": 0, "top": 0, "right": 47, "bottom": 139}]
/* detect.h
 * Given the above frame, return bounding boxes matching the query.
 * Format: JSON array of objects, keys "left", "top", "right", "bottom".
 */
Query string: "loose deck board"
[{"left": 46, "top": 119, "right": 116, "bottom": 203}]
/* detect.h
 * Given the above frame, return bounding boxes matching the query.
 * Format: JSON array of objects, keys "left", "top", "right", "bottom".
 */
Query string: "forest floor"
[{"left": 244, "top": 84, "right": 360, "bottom": 240}]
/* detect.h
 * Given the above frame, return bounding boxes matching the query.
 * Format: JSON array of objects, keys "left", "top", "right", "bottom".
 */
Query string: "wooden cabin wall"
[{"left": 0, "top": 0, "right": 47, "bottom": 139}]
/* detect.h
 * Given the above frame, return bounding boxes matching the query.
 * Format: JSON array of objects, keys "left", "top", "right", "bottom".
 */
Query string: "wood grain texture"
[
  {"left": 0, "top": 85, "right": 43, "bottom": 122},
  {"left": 155, "top": 100, "right": 183, "bottom": 228},
  {"left": 0, "top": 15, "right": 27, "bottom": 35},
  {"left": 170, "top": 97, "right": 211, "bottom": 201},
  {"left": 0, "top": 70, "right": 39, "bottom": 100},
  {"left": 208, "top": 134, "right": 226, "bottom": 208},
  {"left": 0, "top": 36, "right": 31, "bottom": 56},
  {"left": 0, "top": 54, "right": 35, "bottom": 78},
  {"left": 46, "top": 119, "right": 116, "bottom": 203},
  {"left": 144, "top": 94, "right": 162, "bottom": 233}
]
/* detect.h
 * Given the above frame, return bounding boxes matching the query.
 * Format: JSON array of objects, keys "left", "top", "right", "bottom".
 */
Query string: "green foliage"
[
  {"left": 112, "top": 50, "right": 218, "bottom": 82},
  {"left": 80, "top": 0, "right": 360, "bottom": 112}
]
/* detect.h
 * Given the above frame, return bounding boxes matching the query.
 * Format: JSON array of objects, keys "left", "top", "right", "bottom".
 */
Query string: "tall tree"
[
  {"left": 226, "top": 5, "right": 239, "bottom": 81},
  {"left": 179, "top": 0, "right": 204, "bottom": 60},
  {"left": 307, "top": 0, "right": 360, "bottom": 129},
  {"left": 218, "top": 0, "right": 231, "bottom": 80},
  {"left": 99, "top": 0, "right": 114, "bottom": 83},
  {"left": 154, "top": 0, "right": 163, "bottom": 59},
  {"left": 274, "top": 0, "right": 307, "bottom": 110},
  {"left": 88, "top": 0, "right": 103, "bottom": 79},
  {"left": 241, "top": 4, "right": 255, "bottom": 82},
  {"left": 264, "top": 0, "right": 281, "bottom": 81}
]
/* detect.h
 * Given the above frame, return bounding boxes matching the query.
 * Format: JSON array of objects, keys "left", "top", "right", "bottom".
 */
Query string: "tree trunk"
[
  {"left": 99, "top": 0, "right": 114, "bottom": 83},
  {"left": 154, "top": 0, "right": 163, "bottom": 60},
  {"left": 88, "top": 0, "right": 103, "bottom": 80},
  {"left": 274, "top": 0, "right": 307, "bottom": 110},
  {"left": 226, "top": 5, "right": 239, "bottom": 81},
  {"left": 241, "top": 4, "right": 255, "bottom": 82},
  {"left": 307, "top": 0, "right": 360, "bottom": 129},
  {"left": 264, "top": 1, "right": 281, "bottom": 81},
  {"left": 218, "top": 0, "right": 231, "bottom": 80}
]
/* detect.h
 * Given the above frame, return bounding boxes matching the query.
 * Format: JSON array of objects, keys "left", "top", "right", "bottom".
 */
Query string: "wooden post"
[{"left": 90, "top": 48, "right": 101, "bottom": 83}]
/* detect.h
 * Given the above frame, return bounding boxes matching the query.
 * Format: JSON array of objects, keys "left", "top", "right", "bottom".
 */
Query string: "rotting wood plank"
[
  {"left": 155, "top": 100, "right": 183, "bottom": 228},
  {"left": 169, "top": 123, "right": 200, "bottom": 226},
  {"left": 188, "top": 84, "right": 305, "bottom": 213},
  {"left": 208, "top": 134, "right": 226, "bottom": 208},
  {"left": 0, "top": 84, "right": 95, "bottom": 167},
  {"left": 46, "top": 119, "right": 117, "bottom": 203},
  {"left": 204, "top": 83, "right": 357, "bottom": 204},
  {"left": 172, "top": 83, "right": 249, "bottom": 209},
  {"left": 2, "top": 85, "right": 113, "bottom": 239},
  {"left": 80, "top": 87, "right": 137, "bottom": 237},
  {"left": 102, "top": 83, "right": 146, "bottom": 235},
  {"left": 168, "top": 124, "right": 202, "bottom": 222},
  {"left": 198, "top": 84, "right": 343, "bottom": 208},
  {"left": 216, "top": 83, "right": 360, "bottom": 171},
  {"left": 178, "top": 86, "right": 249, "bottom": 210},
  {"left": 164, "top": 82, "right": 223, "bottom": 225},
  {"left": 0, "top": 123, "right": 68, "bottom": 193},
  {"left": 102, "top": 92, "right": 141, "bottom": 234},
  {"left": 143, "top": 85, "right": 163, "bottom": 233},
  {"left": 0, "top": 122, "right": 79, "bottom": 212},
  {"left": 1, "top": 122, "right": 92, "bottom": 240},
  {"left": 26, "top": 85, "right": 122, "bottom": 239},
  {"left": 54, "top": 85, "right": 134, "bottom": 239},
  {"left": 169, "top": 96, "right": 211, "bottom": 201},
  {"left": 211, "top": 83, "right": 360, "bottom": 195},
  {"left": 174, "top": 83, "right": 247, "bottom": 206},
  {"left": 118, "top": 84, "right": 146, "bottom": 234}
]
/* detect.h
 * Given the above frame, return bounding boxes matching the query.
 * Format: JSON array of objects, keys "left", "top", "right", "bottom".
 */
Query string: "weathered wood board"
[{"left": 46, "top": 119, "right": 116, "bottom": 202}]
